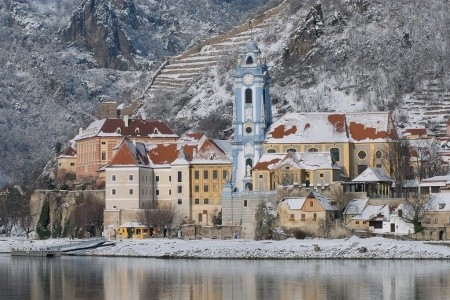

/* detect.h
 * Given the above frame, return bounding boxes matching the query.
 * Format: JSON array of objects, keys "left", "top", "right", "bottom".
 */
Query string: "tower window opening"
[
  {"left": 245, "top": 89, "right": 252, "bottom": 104},
  {"left": 246, "top": 56, "right": 254, "bottom": 64}
]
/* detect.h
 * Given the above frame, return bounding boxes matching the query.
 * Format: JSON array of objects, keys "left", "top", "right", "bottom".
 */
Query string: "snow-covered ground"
[{"left": 2, "top": 236, "right": 450, "bottom": 259}]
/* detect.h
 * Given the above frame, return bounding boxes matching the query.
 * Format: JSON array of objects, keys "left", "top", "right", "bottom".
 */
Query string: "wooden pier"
[{"left": 11, "top": 249, "right": 62, "bottom": 257}]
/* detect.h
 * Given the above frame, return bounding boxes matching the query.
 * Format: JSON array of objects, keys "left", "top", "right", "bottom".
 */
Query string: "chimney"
[{"left": 124, "top": 115, "right": 129, "bottom": 127}]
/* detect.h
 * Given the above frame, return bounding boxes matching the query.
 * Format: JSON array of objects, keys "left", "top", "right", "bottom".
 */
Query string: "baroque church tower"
[{"left": 231, "top": 40, "right": 272, "bottom": 192}]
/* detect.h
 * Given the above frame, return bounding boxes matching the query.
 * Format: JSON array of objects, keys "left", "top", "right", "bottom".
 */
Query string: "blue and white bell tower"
[{"left": 231, "top": 40, "right": 272, "bottom": 192}]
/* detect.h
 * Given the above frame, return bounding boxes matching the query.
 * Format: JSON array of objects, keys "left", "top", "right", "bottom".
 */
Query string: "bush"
[{"left": 293, "top": 229, "right": 307, "bottom": 239}]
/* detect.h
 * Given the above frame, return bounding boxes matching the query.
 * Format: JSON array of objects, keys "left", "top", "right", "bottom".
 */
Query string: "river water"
[{"left": 1, "top": 255, "right": 450, "bottom": 299}]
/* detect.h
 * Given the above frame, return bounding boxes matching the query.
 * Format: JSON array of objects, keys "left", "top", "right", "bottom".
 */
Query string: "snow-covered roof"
[
  {"left": 352, "top": 167, "right": 393, "bottom": 183},
  {"left": 281, "top": 191, "right": 336, "bottom": 211},
  {"left": 419, "top": 174, "right": 450, "bottom": 187},
  {"left": 426, "top": 194, "right": 450, "bottom": 211},
  {"left": 119, "top": 222, "right": 145, "bottom": 228},
  {"left": 75, "top": 118, "right": 178, "bottom": 141},
  {"left": 310, "top": 191, "right": 336, "bottom": 211},
  {"left": 344, "top": 199, "right": 369, "bottom": 215},
  {"left": 265, "top": 112, "right": 394, "bottom": 144},
  {"left": 283, "top": 197, "right": 307, "bottom": 210},
  {"left": 253, "top": 152, "right": 339, "bottom": 171}
]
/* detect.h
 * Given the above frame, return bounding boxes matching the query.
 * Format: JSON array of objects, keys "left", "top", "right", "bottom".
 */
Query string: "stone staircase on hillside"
[
  {"left": 142, "top": 1, "right": 287, "bottom": 96},
  {"left": 400, "top": 75, "right": 450, "bottom": 135}
]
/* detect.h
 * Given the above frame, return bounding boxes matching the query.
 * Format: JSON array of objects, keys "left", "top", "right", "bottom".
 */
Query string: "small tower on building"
[{"left": 231, "top": 40, "right": 272, "bottom": 192}]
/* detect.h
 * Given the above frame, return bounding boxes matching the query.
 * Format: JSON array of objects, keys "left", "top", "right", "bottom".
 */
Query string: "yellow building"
[
  {"left": 262, "top": 112, "right": 396, "bottom": 180},
  {"left": 189, "top": 139, "right": 232, "bottom": 225},
  {"left": 56, "top": 146, "right": 77, "bottom": 180},
  {"left": 278, "top": 191, "right": 337, "bottom": 234},
  {"left": 118, "top": 222, "right": 149, "bottom": 239}
]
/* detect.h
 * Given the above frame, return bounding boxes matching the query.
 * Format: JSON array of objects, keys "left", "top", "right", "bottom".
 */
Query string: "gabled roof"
[
  {"left": 253, "top": 154, "right": 285, "bottom": 171},
  {"left": 147, "top": 143, "right": 180, "bottom": 165},
  {"left": 107, "top": 139, "right": 149, "bottom": 166},
  {"left": 190, "top": 139, "right": 232, "bottom": 165},
  {"left": 57, "top": 146, "right": 77, "bottom": 158},
  {"left": 281, "top": 191, "right": 336, "bottom": 211},
  {"left": 180, "top": 133, "right": 207, "bottom": 142},
  {"left": 352, "top": 167, "right": 393, "bottom": 183},
  {"left": 346, "top": 112, "right": 396, "bottom": 143},
  {"left": 344, "top": 199, "right": 369, "bottom": 215},
  {"left": 419, "top": 174, "right": 450, "bottom": 187},
  {"left": 76, "top": 118, "right": 178, "bottom": 141}
]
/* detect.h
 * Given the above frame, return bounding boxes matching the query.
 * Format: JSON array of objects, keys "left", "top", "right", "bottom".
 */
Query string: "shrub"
[{"left": 293, "top": 229, "right": 307, "bottom": 239}]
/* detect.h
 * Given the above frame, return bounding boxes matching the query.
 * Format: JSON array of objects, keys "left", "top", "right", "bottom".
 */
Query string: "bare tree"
[
  {"left": 401, "top": 192, "right": 429, "bottom": 233},
  {"left": 327, "top": 184, "right": 352, "bottom": 218},
  {"left": 137, "top": 201, "right": 177, "bottom": 237},
  {"left": 382, "top": 139, "right": 411, "bottom": 197},
  {"left": 411, "top": 139, "right": 448, "bottom": 180},
  {"left": 18, "top": 191, "right": 33, "bottom": 239},
  {"left": 0, "top": 185, "right": 23, "bottom": 236},
  {"left": 72, "top": 194, "right": 104, "bottom": 237}
]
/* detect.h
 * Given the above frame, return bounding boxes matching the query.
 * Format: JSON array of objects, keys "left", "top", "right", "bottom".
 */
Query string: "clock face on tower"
[{"left": 243, "top": 74, "right": 254, "bottom": 86}]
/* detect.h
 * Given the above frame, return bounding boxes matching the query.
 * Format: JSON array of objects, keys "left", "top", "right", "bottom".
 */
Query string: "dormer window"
[
  {"left": 116, "top": 127, "right": 121, "bottom": 134},
  {"left": 246, "top": 56, "right": 254, "bottom": 64},
  {"left": 439, "top": 203, "right": 446, "bottom": 209},
  {"left": 153, "top": 128, "right": 159, "bottom": 134},
  {"left": 135, "top": 127, "right": 140, "bottom": 134}
]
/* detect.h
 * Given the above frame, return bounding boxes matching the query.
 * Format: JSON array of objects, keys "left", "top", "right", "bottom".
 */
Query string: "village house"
[
  {"left": 419, "top": 193, "right": 450, "bottom": 240},
  {"left": 56, "top": 146, "right": 77, "bottom": 181},
  {"left": 344, "top": 198, "right": 413, "bottom": 236},
  {"left": 277, "top": 191, "right": 337, "bottom": 235}
]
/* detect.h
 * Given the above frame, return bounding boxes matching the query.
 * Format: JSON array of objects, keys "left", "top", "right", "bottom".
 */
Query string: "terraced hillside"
[
  {"left": 400, "top": 75, "right": 450, "bottom": 135},
  {"left": 142, "top": 1, "right": 287, "bottom": 95}
]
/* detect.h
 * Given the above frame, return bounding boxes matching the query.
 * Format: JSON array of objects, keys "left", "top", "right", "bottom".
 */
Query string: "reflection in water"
[{"left": 1, "top": 255, "right": 450, "bottom": 299}]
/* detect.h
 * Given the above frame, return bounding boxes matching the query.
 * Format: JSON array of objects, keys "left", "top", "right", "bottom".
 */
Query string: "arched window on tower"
[
  {"left": 245, "top": 89, "right": 252, "bottom": 104},
  {"left": 246, "top": 55, "right": 253, "bottom": 64}
]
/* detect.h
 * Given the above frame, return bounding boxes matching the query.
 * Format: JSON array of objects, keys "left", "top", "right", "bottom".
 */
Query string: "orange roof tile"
[{"left": 148, "top": 144, "right": 179, "bottom": 164}]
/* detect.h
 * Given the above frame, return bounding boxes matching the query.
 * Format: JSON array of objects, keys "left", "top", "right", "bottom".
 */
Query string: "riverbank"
[{"left": 2, "top": 236, "right": 450, "bottom": 259}]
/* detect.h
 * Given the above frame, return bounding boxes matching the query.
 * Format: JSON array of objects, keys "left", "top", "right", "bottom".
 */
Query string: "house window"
[
  {"left": 112, "top": 175, "right": 116, "bottom": 181},
  {"left": 290, "top": 214, "right": 295, "bottom": 220},
  {"left": 169, "top": 190, "right": 171, "bottom": 195},
  {"left": 198, "top": 213, "right": 203, "bottom": 222},
  {"left": 330, "top": 148, "right": 340, "bottom": 162},
  {"left": 135, "top": 127, "right": 140, "bottom": 134},
  {"left": 357, "top": 165, "right": 368, "bottom": 175},
  {"left": 301, "top": 214, "right": 305, "bottom": 220},
  {"left": 204, "top": 198, "right": 209, "bottom": 205},
  {"left": 204, "top": 185, "right": 209, "bottom": 192},
  {"left": 439, "top": 203, "right": 446, "bottom": 209},
  {"left": 101, "top": 142, "right": 106, "bottom": 145},
  {"left": 213, "top": 170, "right": 218, "bottom": 179},
  {"left": 178, "top": 199, "right": 182, "bottom": 205},
  {"left": 355, "top": 221, "right": 360, "bottom": 224},
  {"left": 195, "top": 198, "right": 200, "bottom": 205},
  {"left": 259, "top": 175, "right": 263, "bottom": 179},
  {"left": 358, "top": 151, "right": 367, "bottom": 159},
  {"left": 434, "top": 217, "right": 438, "bottom": 224},
  {"left": 70, "top": 163, "right": 75, "bottom": 166},
  {"left": 178, "top": 171, "right": 182, "bottom": 182},
  {"left": 102, "top": 151, "right": 107, "bottom": 161},
  {"left": 195, "top": 171, "right": 200, "bottom": 180},
  {"left": 310, "top": 201, "right": 313, "bottom": 207},
  {"left": 112, "top": 189, "right": 116, "bottom": 195},
  {"left": 363, "top": 221, "right": 367, "bottom": 224},
  {"left": 129, "top": 175, "right": 134, "bottom": 181},
  {"left": 308, "top": 148, "right": 319, "bottom": 152},
  {"left": 156, "top": 176, "right": 159, "bottom": 182},
  {"left": 245, "top": 89, "right": 252, "bottom": 104},
  {"left": 246, "top": 56, "right": 253, "bottom": 64},
  {"left": 222, "top": 170, "right": 228, "bottom": 179},
  {"left": 177, "top": 186, "right": 182, "bottom": 193},
  {"left": 169, "top": 176, "right": 171, "bottom": 182},
  {"left": 313, "top": 213, "right": 317, "bottom": 220},
  {"left": 244, "top": 200, "right": 248, "bottom": 207},
  {"left": 203, "top": 170, "right": 209, "bottom": 179},
  {"left": 287, "top": 148, "right": 296, "bottom": 153},
  {"left": 156, "top": 190, "right": 159, "bottom": 196},
  {"left": 129, "top": 189, "right": 133, "bottom": 195},
  {"left": 268, "top": 149, "right": 276, "bottom": 153},
  {"left": 194, "top": 185, "right": 200, "bottom": 193},
  {"left": 320, "top": 173, "right": 324, "bottom": 178},
  {"left": 398, "top": 209, "right": 403, "bottom": 217}
]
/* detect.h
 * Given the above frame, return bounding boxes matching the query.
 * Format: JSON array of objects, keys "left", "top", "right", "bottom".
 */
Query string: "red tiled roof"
[
  {"left": 328, "top": 114, "right": 346, "bottom": 133},
  {"left": 253, "top": 158, "right": 282, "bottom": 171},
  {"left": 63, "top": 146, "right": 76, "bottom": 157},
  {"left": 271, "top": 125, "right": 297, "bottom": 139},
  {"left": 184, "top": 133, "right": 205, "bottom": 141},
  {"left": 109, "top": 140, "right": 149, "bottom": 166},
  {"left": 348, "top": 122, "right": 389, "bottom": 141},
  {"left": 403, "top": 128, "right": 427, "bottom": 136},
  {"left": 148, "top": 144, "right": 179, "bottom": 164},
  {"left": 101, "top": 119, "right": 175, "bottom": 136}
]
